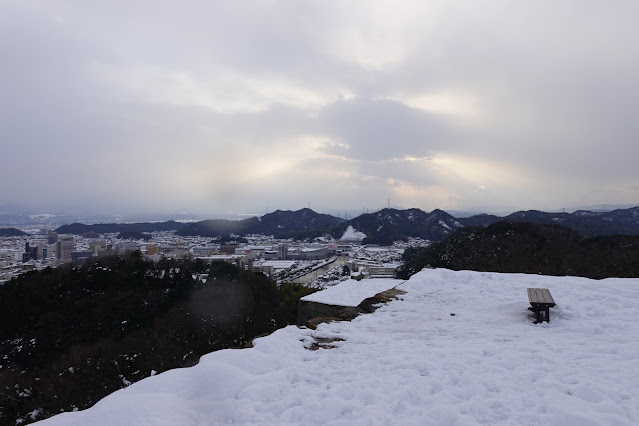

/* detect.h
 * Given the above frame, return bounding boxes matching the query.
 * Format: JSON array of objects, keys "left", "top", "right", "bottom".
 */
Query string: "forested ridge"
[
  {"left": 399, "top": 220, "right": 639, "bottom": 280},
  {"left": 0, "top": 252, "right": 316, "bottom": 425}
]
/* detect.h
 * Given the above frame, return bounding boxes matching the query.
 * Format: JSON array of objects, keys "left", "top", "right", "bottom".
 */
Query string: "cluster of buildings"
[
  {"left": 1, "top": 227, "right": 427, "bottom": 286},
  {"left": 0, "top": 231, "right": 106, "bottom": 283}
]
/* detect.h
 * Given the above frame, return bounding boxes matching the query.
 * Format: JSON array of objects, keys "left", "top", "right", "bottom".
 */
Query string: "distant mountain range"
[
  {"left": 55, "top": 221, "right": 188, "bottom": 235},
  {"left": 47, "top": 206, "right": 639, "bottom": 246},
  {"left": 459, "top": 208, "right": 639, "bottom": 236},
  {"left": 330, "top": 208, "right": 463, "bottom": 245},
  {"left": 176, "top": 208, "right": 344, "bottom": 239},
  {"left": 506, "top": 208, "right": 639, "bottom": 236},
  {"left": 0, "top": 228, "right": 28, "bottom": 237},
  {"left": 331, "top": 206, "right": 639, "bottom": 244}
]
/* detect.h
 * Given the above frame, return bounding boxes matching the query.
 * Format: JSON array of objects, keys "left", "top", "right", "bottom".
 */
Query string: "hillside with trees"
[
  {"left": 398, "top": 220, "right": 639, "bottom": 280},
  {"left": 177, "top": 208, "right": 344, "bottom": 239},
  {"left": 331, "top": 208, "right": 463, "bottom": 245},
  {"left": 0, "top": 253, "right": 316, "bottom": 425},
  {"left": 55, "top": 220, "right": 188, "bottom": 235},
  {"left": 457, "top": 206, "right": 639, "bottom": 236},
  {"left": 47, "top": 206, "right": 639, "bottom": 246},
  {"left": 0, "top": 227, "right": 27, "bottom": 237}
]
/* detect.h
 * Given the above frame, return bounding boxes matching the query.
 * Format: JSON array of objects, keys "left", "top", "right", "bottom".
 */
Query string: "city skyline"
[{"left": 2, "top": 1, "right": 639, "bottom": 215}]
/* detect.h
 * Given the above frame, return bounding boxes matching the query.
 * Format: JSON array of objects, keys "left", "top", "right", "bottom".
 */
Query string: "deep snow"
[
  {"left": 301, "top": 278, "right": 403, "bottom": 307},
  {"left": 37, "top": 269, "right": 639, "bottom": 425}
]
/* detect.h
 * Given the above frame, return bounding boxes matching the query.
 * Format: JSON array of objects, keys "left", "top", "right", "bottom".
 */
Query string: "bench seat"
[{"left": 527, "top": 288, "right": 555, "bottom": 323}]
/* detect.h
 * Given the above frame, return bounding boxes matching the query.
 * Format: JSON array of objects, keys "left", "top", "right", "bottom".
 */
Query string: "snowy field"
[{"left": 38, "top": 269, "right": 639, "bottom": 425}]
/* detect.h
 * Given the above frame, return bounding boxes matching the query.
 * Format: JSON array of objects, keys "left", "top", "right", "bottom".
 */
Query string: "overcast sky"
[{"left": 2, "top": 1, "right": 639, "bottom": 216}]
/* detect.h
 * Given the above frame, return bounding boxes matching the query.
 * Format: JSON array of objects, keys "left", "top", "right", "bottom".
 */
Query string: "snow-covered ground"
[
  {"left": 339, "top": 225, "right": 366, "bottom": 241},
  {"left": 301, "top": 278, "right": 403, "bottom": 307},
  {"left": 38, "top": 269, "right": 639, "bottom": 425}
]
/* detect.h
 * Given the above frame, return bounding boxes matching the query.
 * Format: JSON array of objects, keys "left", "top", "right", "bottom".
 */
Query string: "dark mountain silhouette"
[
  {"left": 502, "top": 207, "right": 639, "bottom": 236},
  {"left": 398, "top": 220, "right": 639, "bottom": 280},
  {"left": 55, "top": 220, "right": 188, "bottom": 235},
  {"left": 457, "top": 206, "right": 639, "bottom": 236},
  {"left": 47, "top": 206, "right": 639, "bottom": 245},
  {"left": 177, "top": 208, "right": 344, "bottom": 239},
  {"left": 331, "top": 208, "right": 464, "bottom": 245},
  {"left": 456, "top": 213, "right": 503, "bottom": 228},
  {"left": 332, "top": 206, "right": 639, "bottom": 246},
  {"left": 0, "top": 227, "right": 27, "bottom": 237},
  {"left": 177, "top": 206, "right": 639, "bottom": 245}
]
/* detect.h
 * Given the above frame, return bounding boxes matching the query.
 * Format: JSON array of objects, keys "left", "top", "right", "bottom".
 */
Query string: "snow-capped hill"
[
  {"left": 339, "top": 225, "right": 366, "bottom": 242},
  {"left": 424, "top": 209, "right": 464, "bottom": 232},
  {"left": 332, "top": 208, "right": 463, "bottom": 245},
  {"left": 37, "top": 269, "right": 639, "bottom": 425}
]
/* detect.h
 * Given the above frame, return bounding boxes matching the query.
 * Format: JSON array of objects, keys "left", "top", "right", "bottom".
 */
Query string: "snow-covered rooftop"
[
  {"left": 260, "top": 260, "right": 297, "bottom": 269},
  {"left": 300, "top": 247, "right": 326, "bottom": 253},
  {"left": 197, "top": 255, "right": 246, "bottom": 260},
  {"left": 38, "top": 269, "right": 639, "bottom": 425}
]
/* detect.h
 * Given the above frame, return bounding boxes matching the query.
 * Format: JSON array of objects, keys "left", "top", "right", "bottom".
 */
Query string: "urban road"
[{"left": 291, "top": 257, "right": 349, "bottom": 284}]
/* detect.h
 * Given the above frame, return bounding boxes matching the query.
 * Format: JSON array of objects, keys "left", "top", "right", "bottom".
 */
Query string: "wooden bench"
[{"left": 527, "top": 288, "right": 556, "bottom": 323}]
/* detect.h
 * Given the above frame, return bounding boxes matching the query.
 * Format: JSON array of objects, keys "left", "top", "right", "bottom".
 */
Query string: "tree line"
[
  {"left": 0, "top": 252, "right": 316, "bottom": 425},
  {"left": 399, "top": 220, "right": 639, "bottom": 280}
]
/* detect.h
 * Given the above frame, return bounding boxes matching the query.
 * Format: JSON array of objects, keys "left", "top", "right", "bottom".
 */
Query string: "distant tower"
[
  {"left": 277, "top": 244, "right": 288, "bottom": 260},
  {"left": 48, "top": 231, "right": 58, "bottom": 244},
  {"left": 388, "top": 198, "right": 391, "bottom": 209},
  {"left": 56, "top": 234, "right": 74, "bottom": 263}
]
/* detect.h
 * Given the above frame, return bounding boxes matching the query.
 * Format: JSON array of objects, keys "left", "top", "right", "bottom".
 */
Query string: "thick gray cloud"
[
  {"left": 2, "top": 0, "right": 639, "bottom": 215},
  {"left": 317, "top": 98, "right": 457, "bottom": 161}
]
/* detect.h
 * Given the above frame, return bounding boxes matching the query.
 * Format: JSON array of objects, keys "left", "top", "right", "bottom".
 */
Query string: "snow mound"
[
  {"left": 339, "top": 225, "right": 366, "bottom": 241},
  {"left": 301, "top": 278, "right": 403, "bottom": 307},
  {"left": 37, "top": 269, "right": 639, "bottom": 425}
]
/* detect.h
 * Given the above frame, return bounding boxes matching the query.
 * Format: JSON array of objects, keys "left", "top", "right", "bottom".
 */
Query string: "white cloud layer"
[{"left": 2, "top": 0, "right": 639, "bottom": 215}]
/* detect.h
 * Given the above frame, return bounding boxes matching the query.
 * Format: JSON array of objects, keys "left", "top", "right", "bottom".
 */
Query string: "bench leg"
[
  {"left": 535, "top": 307, "right": 542, "bottom": 324},
  {"left": 529, "top": 305, "right": 552, "bottom": 323}
]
